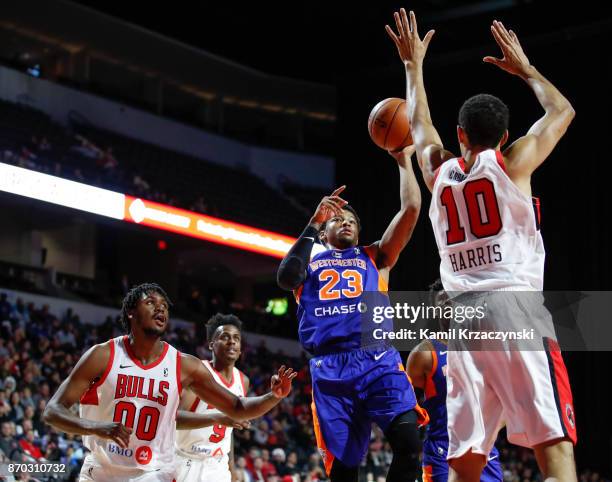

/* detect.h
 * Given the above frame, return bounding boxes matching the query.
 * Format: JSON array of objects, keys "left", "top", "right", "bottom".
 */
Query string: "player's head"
[
  {"left": 206, "top": 313, "right": 243, "bottom": 365},
  {"left": 318, "top": 205, "right": 361, "bottom": 249},
  {"left": 429, "top": 278, "right": 450, "bottom": 334},
  {"left": 457, "top": 94, "right": 509, "bottom": 154},
  {"left": 120, "top": 283, "right": 172, "bottom": 337}
]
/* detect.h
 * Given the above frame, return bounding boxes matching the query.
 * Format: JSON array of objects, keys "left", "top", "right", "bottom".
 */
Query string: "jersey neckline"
[{"left": 122, "top": 336, "right": 170, "bottom": 370}]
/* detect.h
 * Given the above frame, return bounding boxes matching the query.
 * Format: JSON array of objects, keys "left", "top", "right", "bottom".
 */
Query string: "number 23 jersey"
[
  {"left": 295, "top": 245, "right": 390, "bottom": 355},
  {"left": 429, "top": 149, "right": 545, "bottom": 292}
]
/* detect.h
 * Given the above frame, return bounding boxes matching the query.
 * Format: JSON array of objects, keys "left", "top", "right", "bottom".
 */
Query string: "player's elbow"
[
  {"left": 42, "top": 403, "right": 56, "bottom": 426},
  {"left": 277, "top": 259, "right": 304, "bottom": 291}
]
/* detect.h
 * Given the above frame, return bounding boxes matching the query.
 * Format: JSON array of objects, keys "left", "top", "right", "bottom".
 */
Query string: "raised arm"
[
  {"left": 277, "top": 186, "right": 347, "bottom": 291},
  {"left": 368, "top": 145, "right": 421, "bottom": 271},
  {"left": 386, "top": 9, "right": 456, "bottom": 192},
  {"left": 42, "top": 342, "right": 132, "bottom": 448},
  {"left": 181, "top": 354, "right": 295, "bottom": 421},
  {"left": 484, "top": 20, "right": 575, "bottom": 188}
]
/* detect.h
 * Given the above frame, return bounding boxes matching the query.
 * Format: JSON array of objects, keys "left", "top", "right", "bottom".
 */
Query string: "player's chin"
[{"left": 143, "top": 326, "right": 166, "bottom": 337}]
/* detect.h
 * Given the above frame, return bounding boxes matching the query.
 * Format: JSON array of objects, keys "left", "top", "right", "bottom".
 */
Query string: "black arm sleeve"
[{"left": 276, "top": 224, "right": 319, "bottom": 291}]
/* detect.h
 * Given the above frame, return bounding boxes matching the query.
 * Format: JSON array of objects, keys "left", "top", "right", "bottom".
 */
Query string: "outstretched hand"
[
  {"left": 484, "top": 20, "right": 531, "bottom": 77},
  {"left": 310, "top": 186, "right": 348, "bottom": 226},
  {"left": 270, "top": 366, "right": 297, "bottom": 399},
  {"left": 385, "top": 8, "right": 435, "bottom": 69}
]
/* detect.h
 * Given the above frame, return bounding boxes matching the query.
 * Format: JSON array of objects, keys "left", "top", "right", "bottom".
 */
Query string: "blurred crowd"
[{"left": 0, "top": 292, "right": 608, "bottom": 481}]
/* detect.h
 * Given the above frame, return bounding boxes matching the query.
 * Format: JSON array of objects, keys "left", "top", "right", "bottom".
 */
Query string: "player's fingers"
[
  {"left": 322, "top": 200, "right": 343, "bottom": 216},
  {"left": 483, "top": 56, "right": 504, "bottom": 67},
  {"left": 400, "top": 9, "right": 410, "bottom": 36},
  {"left": 508, "top": 29, "right": 521, "bottom": 45},
  {"left": 113, "top": 434, "right": 128, "bottom": 449},
  {"left": 394, "top": 12, "right": 403, "bottom": 38},
  {"left": 330, "top": 185, "right": 346, "bottom": 197},
  {"left": 385, "top": 25, "right": 400, "bottom": 46},
  {"left": 493, "top": 20, "right": 512, "bottom": 45},
  {"left": 423, "top": 29, "right": 435, "bottom": 50},
  {"left": 328, "top": 196, "right": 348, "bottom": 206},
  {"left": 409, "top": 10, "right": 419, "bottom": 38},
  {"left": 288, "top": 372, "right": 298, "bottom": 380}
]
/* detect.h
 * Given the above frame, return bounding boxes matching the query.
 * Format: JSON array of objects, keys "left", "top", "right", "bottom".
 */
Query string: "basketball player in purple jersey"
[{"left": 277, "top": 146, "right": 428, "bottom": 482}]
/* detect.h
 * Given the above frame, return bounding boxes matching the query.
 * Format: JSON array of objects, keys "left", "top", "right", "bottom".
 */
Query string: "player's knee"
[
  {"left": 385, "top": 410, "right": 421, "bottom": 457},
  {"left": 329, "top": 459, "right": 359, "bottom": 482}
]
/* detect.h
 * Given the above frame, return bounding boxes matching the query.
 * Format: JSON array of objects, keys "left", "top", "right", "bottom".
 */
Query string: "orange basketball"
[{"left": 368, "top": 97, "right": 413, "bottom": 151}]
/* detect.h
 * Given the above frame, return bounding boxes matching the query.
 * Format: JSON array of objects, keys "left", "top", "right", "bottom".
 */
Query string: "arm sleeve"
[{"left": 276, "top": 224, "right": 319, "bottom": 291}]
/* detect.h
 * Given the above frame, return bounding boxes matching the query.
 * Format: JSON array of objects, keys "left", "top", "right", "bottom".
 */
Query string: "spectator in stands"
[
  {"left": 18, "top": 429, "right": 43, "bottom": 460},
  {"left": 0, "top": 421, "right": 23, "bottom": 461},
  {"left": 39, "top": 137, "right": 52, "bottom": 152},
  {"left": 235, "top": 455, "right": 253, "bottom": 482},
  {"left": 70, "top": 135, "right": 99, "bottom": 159}
]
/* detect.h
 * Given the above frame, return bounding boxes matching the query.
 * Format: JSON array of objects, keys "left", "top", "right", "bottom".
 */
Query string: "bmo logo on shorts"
[
  {"left": 108, "top": 443, "right": 133, "bottom": 458},
  {"left": 135, "top": 446, "right": 153, "bottom": 465}
]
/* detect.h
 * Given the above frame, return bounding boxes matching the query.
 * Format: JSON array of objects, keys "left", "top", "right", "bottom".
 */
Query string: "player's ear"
[
  {"left": 499, "top": 130, "right": 509, "bottom": 148},
  {"left": 318, "top": 230, "right": 326, "bottom": 244},
  {"left": 457, "top": 125, "right": 467, "bottom": 146}
]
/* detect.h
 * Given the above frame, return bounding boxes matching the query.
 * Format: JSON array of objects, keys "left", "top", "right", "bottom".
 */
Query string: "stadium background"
[{"left": 1, "top": 0, "right": 611, "bottom": 480}]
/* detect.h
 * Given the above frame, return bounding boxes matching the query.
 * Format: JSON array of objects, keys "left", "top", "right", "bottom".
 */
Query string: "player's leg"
[
  {"left": 361, "top": 348, "right": 423, "bottom": 482},
  {"left": 533, "top": 438, "right": 577, "bottom": 481},
  {"left": 445, "top": 347, "right": 504, "bottom": 482},
  {"left": 383, "top": 410, "right": 421, "bottom": 482},
  {"left": 329, "top": 459, "right": 360, "bottom": 482},
  {"left": 310, "top": 354, "right": 369, "bottom": 482},
  {"left": 448, "top": 451, "right": 487, "bottom": 482}
]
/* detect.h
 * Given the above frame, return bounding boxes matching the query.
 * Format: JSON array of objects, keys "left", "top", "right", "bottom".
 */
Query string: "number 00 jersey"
[
  {"left": 295, "top": 245, "right": 390, "bottom": 355},
  {"left": 175, "top": 360, "right": 246, "bottom": 461},
  {"left": 429, "top": 149, "right": 544, "bottom": 292},
  {"left": 79, "top": 336, "right": 181, "bottom": 472}
]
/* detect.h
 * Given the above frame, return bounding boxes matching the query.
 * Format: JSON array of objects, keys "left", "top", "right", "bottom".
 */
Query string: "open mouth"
[{"left": 153, "top": 314, "right": 167, "bottom": 325}]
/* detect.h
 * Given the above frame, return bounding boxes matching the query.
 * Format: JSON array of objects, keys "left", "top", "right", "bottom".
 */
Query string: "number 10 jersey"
[{"left": 429, "top": 149, "right": 545, "bottom": 292}]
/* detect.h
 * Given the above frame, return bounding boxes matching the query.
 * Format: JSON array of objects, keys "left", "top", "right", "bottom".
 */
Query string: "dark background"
[{"left": 61, "top": 0, "right": 612, "bottom": 472}]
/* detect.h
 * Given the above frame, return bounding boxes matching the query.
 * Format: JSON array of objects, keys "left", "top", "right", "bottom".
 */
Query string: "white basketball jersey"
[
  {"left": 80, "top": 336, "right": 181, "bottom": 471},
  {"left": 429, "top": 149, "right": 545, "bottom": 291},
  {"left": 176, "top": 360, "right": 246, "bottom": 461}
]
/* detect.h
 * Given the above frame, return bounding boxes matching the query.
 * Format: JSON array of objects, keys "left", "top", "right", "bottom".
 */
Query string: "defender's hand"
[
  {"left": 310, "top": 186, "right": 348, "bottom": 226},
  {"left": 386, "top": 9, "right": 435, "bottom": 69},
  {"left": 270, "top": 366, "right": 297, "bottom": 399},
  {"left": 483, "top": 20, "right": 531, "bottom": 78}
]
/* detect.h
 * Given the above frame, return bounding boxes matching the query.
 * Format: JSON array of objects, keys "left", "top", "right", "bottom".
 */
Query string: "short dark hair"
[
  {"left": 319, "top": 204, "right": 362, "bottom": 234},
  {"left": 120, "top": 283, "right": 172, "bottom": 332},
  {"left": 206, "top": 313, "right": 243, "bottom": 342},
  {"left": 458, "top": 94, "right": 509, "bottom": 148}
]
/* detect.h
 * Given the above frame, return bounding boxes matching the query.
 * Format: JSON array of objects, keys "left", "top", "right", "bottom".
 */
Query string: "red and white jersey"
[
  {"left": 175, "top": 360, "right": 246, "bottom": 461},
  {"left": 429, "top": 149, "right": 544, "bottom": 291},
  {"left": 79, "top": 336, "right": 181, "bottom": 471}
]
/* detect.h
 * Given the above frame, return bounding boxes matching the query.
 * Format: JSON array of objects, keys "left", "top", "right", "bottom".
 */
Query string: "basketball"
[{"left": 368, "top": 97, "right": 413, "bottom": 151}]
